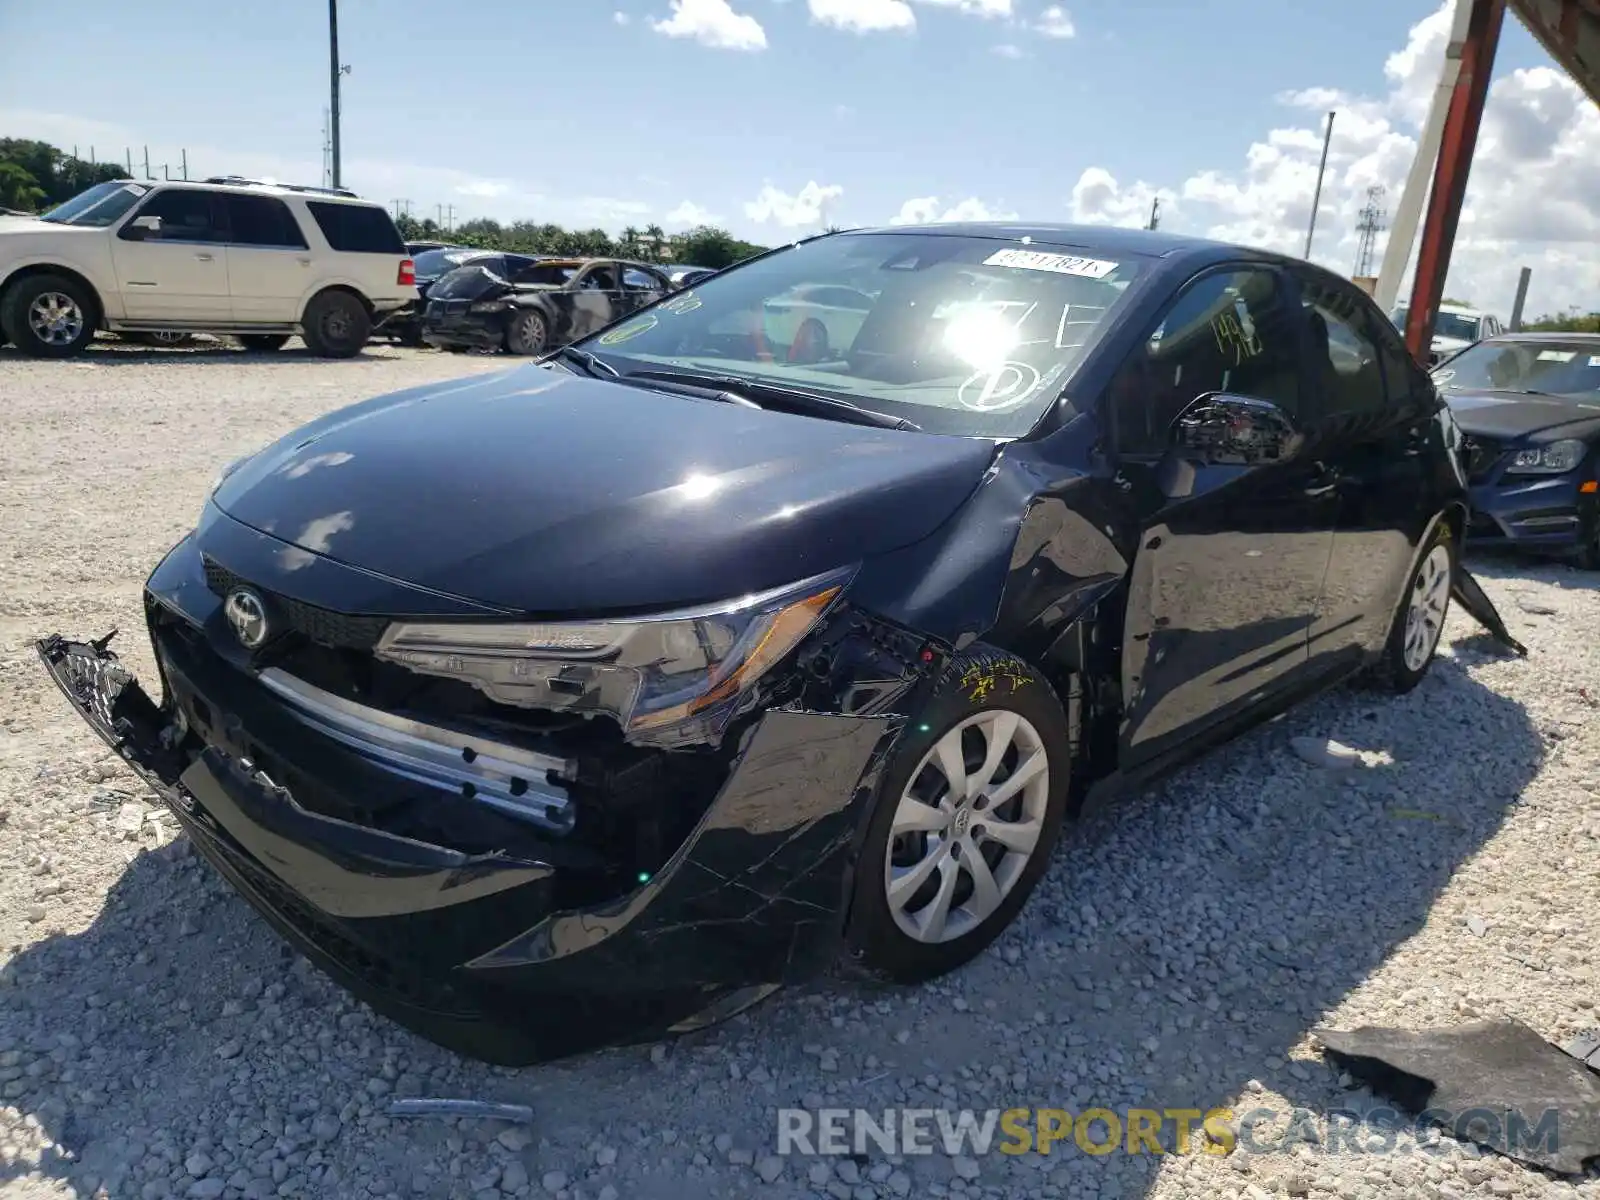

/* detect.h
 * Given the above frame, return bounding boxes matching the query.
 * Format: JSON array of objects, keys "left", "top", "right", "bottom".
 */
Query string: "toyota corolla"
[{"left": 39, "top": 223, "right": 1523, "bottom": 1066}]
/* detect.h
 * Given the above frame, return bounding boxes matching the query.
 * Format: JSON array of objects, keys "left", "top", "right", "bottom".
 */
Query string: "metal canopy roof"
[{"left": 1511, "top": 0, "right": 1600, "bottom": 105}]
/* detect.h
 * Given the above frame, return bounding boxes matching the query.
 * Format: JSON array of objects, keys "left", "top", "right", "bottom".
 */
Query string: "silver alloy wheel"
[
  {"left": 885, "top": 710, "right": 1050, "bottom": 944},
  {"left": 27, "top": 292, "right": 85, "bottom": 347},
  {"left": 1403, "top": 543, "right": 1452, "bottom": 672},
  {"left": 148, "top": 330, "right": 189, "bottom": 345},
  {"left": 516, "top": 312, "right": 546, "bottom": 350}
]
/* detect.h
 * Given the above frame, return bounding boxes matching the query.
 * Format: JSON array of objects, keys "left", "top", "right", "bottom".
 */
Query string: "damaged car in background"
[
  {"left": 421, "top": 254, "right": 671, "bottom": 356},
  {"left": 40, "top": 222, "right": 1525, "bottom": 1067}
]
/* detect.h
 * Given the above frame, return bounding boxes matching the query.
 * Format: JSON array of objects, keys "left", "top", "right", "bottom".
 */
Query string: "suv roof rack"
[{"left": 201, "top": 175, "right": 361, "bottom": 199}]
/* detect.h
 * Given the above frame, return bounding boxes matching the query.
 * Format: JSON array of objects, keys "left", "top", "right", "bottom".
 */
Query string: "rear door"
[
  {"left": 1290, "top": 266, "right": 1439, "bottom": 666},
  {"left": 1110, "top": 264, "right": 1338, "bottom": 767},
  {"left": 219, "top": 193, "right": 312, "bottom": 323},
  {"left": 110, "top": 188, "right": 231, "bottom": 321}
]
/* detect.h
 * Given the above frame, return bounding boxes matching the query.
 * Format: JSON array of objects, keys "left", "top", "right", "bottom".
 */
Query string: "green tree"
[
  {"left": 1524, "top": 310, "right": 1600, "bottom": 334},
  {"left": 0, "top": 161, "right": 46, "bottom": 210},
  {"left": 643, "top": 223, "right": 666, "bottom": 261}
]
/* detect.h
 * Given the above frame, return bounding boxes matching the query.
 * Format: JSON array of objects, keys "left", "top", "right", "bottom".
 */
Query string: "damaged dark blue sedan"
[{"left": 39, "top": 223, "right": 1525, "bottom": 1066}]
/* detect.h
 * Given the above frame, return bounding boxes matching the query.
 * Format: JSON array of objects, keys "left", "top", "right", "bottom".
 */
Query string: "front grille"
[
  {"left": 1461, "top": 435, "right": 1504, "bottom": 482},
  {"left": 203, "top": 557, "right": 388, "bottom": 650}
]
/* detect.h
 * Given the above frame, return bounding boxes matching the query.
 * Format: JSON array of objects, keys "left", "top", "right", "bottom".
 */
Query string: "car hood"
[
  {"left": 1445, "top": 389, "right": 1600, "bottom": 440},
  {"left": 211, "top": 366, "right": 997, "bottom": 614}
]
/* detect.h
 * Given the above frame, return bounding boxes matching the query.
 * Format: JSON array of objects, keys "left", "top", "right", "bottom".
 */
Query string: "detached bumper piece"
[
  {"left": 1451, "top": 565, "right": 1528, "bottom": 658},
  {"left": 37, "top": 633, "right": 901, "bottom": 1066}
]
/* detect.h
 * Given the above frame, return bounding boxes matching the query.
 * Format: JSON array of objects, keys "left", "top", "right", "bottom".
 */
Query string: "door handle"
[
  {"left": 297, "top": 257, "right": 311, "bottom": 266},
  {"left": 194, "top": 252, "right": 214, "bottom": 262}
]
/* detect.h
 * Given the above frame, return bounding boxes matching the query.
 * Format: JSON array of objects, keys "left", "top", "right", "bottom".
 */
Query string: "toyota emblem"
[{"left": 224, "top": 588, "right": 269, "bottom": 649}]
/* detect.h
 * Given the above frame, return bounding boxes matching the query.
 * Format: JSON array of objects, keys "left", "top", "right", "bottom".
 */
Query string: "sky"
[{"left": 0, "top": 0, "right": 1595, "bottom": 317}]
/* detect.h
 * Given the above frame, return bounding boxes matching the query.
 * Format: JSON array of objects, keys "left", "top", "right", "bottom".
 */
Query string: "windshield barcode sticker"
[{"left": 983, "top": 249, "right": 1118, "bottom": 279}]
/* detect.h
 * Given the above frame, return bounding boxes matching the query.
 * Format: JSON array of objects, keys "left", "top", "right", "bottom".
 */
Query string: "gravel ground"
[{"left": 2, "top": 338, "right": 1597, "bottom": 1200}]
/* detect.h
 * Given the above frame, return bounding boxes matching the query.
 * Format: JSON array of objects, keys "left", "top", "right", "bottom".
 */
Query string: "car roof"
[
  {"left": 836, "top": 221, "right": 1237, "bottom": 261},
  {"left": 145, "top": 178, "right": 382, "bottom": 206}
]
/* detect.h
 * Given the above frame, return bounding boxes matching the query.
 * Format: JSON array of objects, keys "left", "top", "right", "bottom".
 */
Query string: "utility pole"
[
  {"left": 446, "top": 203, "right": 455, "bottom": 232},
  {"left": 329, "top": 0, "right": 350, "bottom": 189},
  {"left": 143, "top": 145, "right": 152, "bottom": 180},
  {"left": 1146, "top": 196, "right": 1161, "bottom": 231},
  {"left": 1508, "top": 266, "right": 1532, "bottom": 330},
  {"left": 181, "top": 148, "right": 188, "bottom": 180},
  {"left": 391, "top": 199, "right": 412, "bottom": 221},
  {"left": 1304, "top": 110, "right": 1335, "bottom": 260}
]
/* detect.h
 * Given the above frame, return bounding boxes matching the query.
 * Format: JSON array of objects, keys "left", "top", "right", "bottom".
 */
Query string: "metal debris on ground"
[
  {"left": 1314, "top": 1018, "right": 1600, "bottom": 1175},
  {"left": 387, "top": 1098, "right": 535, "bottom": 1123}
]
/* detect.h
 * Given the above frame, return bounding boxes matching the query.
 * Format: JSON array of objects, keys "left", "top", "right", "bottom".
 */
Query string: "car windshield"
[
  {"left": 1434, "top": 312, "right": 1482, "bottom": 342},
  {"left": 413, "top": 248, "right": 490, "bottom": 278},
  {"left": 570, "top": 231, "right": 1147, "bottom": 437},
  {"left": 39, "top": 180, "right": 149, "bottom": 227},
  {"left": 1434, "top": 339, "right": 1600, "bottom": 401}
]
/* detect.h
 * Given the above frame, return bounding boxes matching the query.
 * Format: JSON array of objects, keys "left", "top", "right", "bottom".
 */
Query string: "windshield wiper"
[
  {"left": 621, "top": 368, "right": 920, "bottom": 431},
  {"left": 551, "top": 345, "right": 619, "bottom": 378}
]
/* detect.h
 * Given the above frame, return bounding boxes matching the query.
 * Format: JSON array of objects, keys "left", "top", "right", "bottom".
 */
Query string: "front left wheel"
[
  {"left": 846, "top": 647, "right": 1071, "bottom": 984},
  {"left": 2, "top": 274, "right": 98, "bottom": 357},
  {"left": 1365, "top": 521, "right": 1455, "bottom": 693}
]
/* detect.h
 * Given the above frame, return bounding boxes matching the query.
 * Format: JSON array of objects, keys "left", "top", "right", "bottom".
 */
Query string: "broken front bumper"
[{"left": 37, "top": 631, "right": 902, "bottom": 1066}]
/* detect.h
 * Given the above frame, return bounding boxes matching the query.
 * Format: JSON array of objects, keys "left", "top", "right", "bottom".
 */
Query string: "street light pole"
[
  {"left": 1303, "top": 110, "right": 1335, "bottom": 260},
  {"left": 329, "top": 0, "right": 343, "bottom": 189}
]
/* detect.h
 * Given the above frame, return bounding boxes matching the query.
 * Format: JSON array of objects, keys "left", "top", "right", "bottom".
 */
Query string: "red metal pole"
[{"left": 1404, "top": 0, "right": 1507, "bottom": 362}]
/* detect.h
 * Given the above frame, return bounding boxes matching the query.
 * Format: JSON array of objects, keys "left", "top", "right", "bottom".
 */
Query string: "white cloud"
[
  {"left": 914, "top": 0, "right": 1012, "bottom": 17},
  {"left": 889, "top": 195, "right": 1019, "bottom": 224},
  {"left": 745, "top": 181, "right": 845, "bottom": 227},
  {"left": 613, "top": 11, "right": 631, "bottom": 24},
  {"left": 650, "top": 0, "right": 767, "bottom": 50},
  {"left": 664, "top": 200, "right": 724, "bottom": 228},
  {"left": 992, "top": 42, "right": 1024, "bottom": 58},
  {"left": 1070, "top": 1, "right": 1600, "bottom": 317},
  {"left": 1032, "top": 5, "right": 1074, "bottom": 38},
  {"left": 808, "top": 0, "right": 915, "bottom": 34}
]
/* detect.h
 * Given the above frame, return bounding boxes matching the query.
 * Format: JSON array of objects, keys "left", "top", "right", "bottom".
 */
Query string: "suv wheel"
[
  {"left": 301, "top": 291, "right": 371, "bottom": 358},
  {"left": 3, "top": 274, "right": 98, "bottom": 357}
]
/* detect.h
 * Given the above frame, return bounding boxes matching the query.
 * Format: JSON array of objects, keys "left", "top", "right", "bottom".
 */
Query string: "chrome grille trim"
[{"left": 257, "top": 668, "right": 574, "bottom": 832}]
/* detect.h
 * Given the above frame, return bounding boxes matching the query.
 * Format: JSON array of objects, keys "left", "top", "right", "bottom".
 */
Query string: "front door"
[
  {"left": 109, "top": 188, "right": 231, "bottom": 322},
  {"left": 220, "top": 193, "right": 313, "bottom": 323},
  {"left": 569, "top": 262, "right": 620, "bottom": 339},
  {"left": 619, "top": 265, "right": 666, "bottom": 317},
  {"left": 1109, "top": 265, "right": 1338, "bottom": 767},
  {"left": 1290, "top": 267, "right": 1437, "bottom": 667}
]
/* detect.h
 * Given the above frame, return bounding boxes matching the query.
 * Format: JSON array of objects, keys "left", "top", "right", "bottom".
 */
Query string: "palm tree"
[
  {"left": 644, "top": 224, "right": 666, "bottom": 261},
  {"left": 620, "top": 225, "right": 641, "bottom": 256}
]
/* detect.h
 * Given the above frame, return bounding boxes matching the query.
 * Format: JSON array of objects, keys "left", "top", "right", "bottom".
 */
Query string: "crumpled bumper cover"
[
  {"left": 1451, "top": 563, "right": 1528, "bottom": 658},
  {"left": 36, "top": 633, "right": 902, "bottom": 1066}
]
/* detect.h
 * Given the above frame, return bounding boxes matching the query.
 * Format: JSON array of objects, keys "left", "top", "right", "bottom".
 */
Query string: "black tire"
[
  {"left": 845, "top": 646, "right": 1071, "bottom": 984},
  {"left": 300, "top": 291, "right": 371, "bottom": 358},
  {"left": 1364, "top": 519, "right": 1456, "bottom": 693},
  {"left": 129, "top": 330, "right": 194, "bottom": 347},
  {"left": 238, "top": 334, "right": 291, "bottom": 353},
  {"left": 504, "top": 308, "right": 550, "bottom": 356},
  {"left": 1, "top": 273, "right": 98, "bottom": 358}
]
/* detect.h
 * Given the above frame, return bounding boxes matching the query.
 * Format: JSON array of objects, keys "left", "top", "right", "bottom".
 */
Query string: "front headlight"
[
  {"left": 373, "top": 566, "right": 855, "bottom": 745},
  {"left": 1503, "top": 439, "right": 1586, "bottom": 475}
]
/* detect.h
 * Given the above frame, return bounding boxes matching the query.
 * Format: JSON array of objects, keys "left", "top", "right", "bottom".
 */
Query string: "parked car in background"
[
  {"left": 1433, "top": 332, "right": 1600, "bottom": 567},
  {"left": 1390, "top": 301, "right": 1504, "bottom": 365},
  {"left": 422, "top": 255, "right": 670, "bottom": 355},
  {"left": 38, "top": 222, "right": 1523, "bottom": 1067},
  {"left": 406, "top": 240, "right": 451, "bottom": 256},
  {"left": 383, "top": 245, "right": 504, "bottom": 346},
  {"left": 0, "top": 176, "right": 416, "bottom": 357},
  {"left": 664, "top": 263, "right": 716, "bottom": 289}
]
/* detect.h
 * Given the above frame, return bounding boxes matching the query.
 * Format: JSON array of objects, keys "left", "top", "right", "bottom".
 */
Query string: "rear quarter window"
[{"left": 304, "top": 201, "right": 407, "bottom": 254}]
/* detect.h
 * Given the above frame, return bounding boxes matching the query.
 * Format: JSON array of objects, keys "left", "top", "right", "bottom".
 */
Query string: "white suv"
[{"left": 0, "top": 176, "right": 418, "bottom": 358}]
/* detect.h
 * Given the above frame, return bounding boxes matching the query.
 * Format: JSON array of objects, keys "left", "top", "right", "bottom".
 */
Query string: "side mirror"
[
  {"left": 125, "top": 214, "right": 162, "bottom": 239},
  {"left": 1170, "top": 392, "right": 1303, "bottom": 467}
]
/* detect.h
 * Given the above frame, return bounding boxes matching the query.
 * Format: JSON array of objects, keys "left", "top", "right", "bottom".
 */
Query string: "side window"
[
  {"left": 1296, "top": 277, "right": 1385, "bottom": 421},
  {"left": 622, "top": 267, "right": 662, "bottom": 292},
  {"left": 224, "top": 195, "right": 309, "bottom": 249},
  {"left": 123, "top": 189, "right": 223, "bottom": 242},
  {"left": 1109, "top": 267, "right": 1301, "bottom": 456},
  {"left": 583, "top": 265, "right": 619, "bottom": 291},
  {"left": 304, "top": 201, "right": 407, "bottom": 254},
  {"left": 1368, "top": 310, "right": 1430, "bottom": 412}
]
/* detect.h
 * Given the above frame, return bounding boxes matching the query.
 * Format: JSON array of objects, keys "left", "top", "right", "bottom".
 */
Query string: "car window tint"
[
  {"left": 132, "top": 189, "right": 222, "bottom": 242},
  {"left": 224, "top": 194, "right": 308, "bottom": 249},
  {"left": 304, "top": 201, "right": 407, "bottom": 254},
  {"left": 1369, "top": 310, "right": 1428, "bottom": 411},
  {"left": 584, "top": 265, "right": 619, "bottom": 290},
  {"left": 1301, "top": 301, "right": 1383, "bottom": 418},
  {"left": 622, "top": 268, "right": 662, "bottom": 291},
  {"left": 1110, "top": 267, "right": 1301, "bottom": 456}
]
